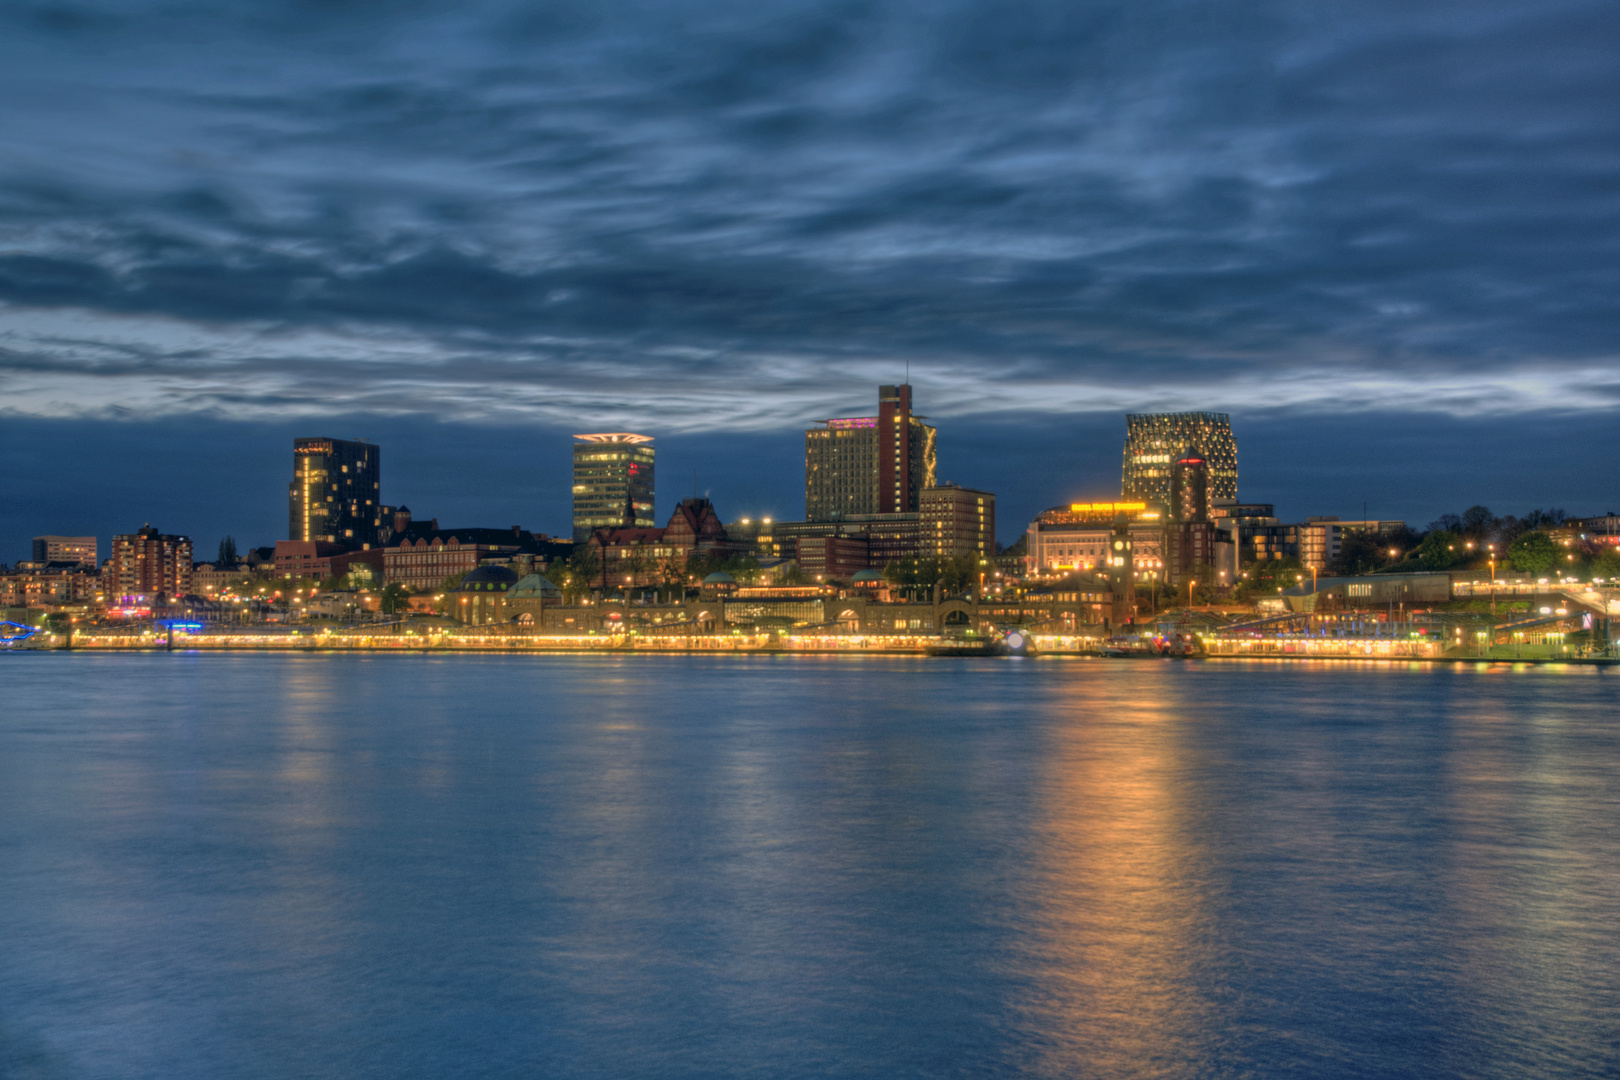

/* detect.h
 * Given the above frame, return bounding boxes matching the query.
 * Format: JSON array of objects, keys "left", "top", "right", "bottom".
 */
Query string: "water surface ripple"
[{"left": 1, "top": 654, "right": 1616, "bottom": 1078}]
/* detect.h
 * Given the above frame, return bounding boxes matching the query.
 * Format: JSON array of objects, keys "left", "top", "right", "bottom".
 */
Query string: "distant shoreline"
[{"left": 7, "top": 638, "right": 1614, "bottom": 666}]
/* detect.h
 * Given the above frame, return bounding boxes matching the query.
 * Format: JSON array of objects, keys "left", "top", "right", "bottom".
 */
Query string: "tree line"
[{"left": 1236, "top": 505, "right": 1616, "bottom": 598}]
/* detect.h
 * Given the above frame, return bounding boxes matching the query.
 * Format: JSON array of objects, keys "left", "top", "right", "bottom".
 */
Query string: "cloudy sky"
[{"left": 2, "top": 0, "right": 1617, "bottom": 553}]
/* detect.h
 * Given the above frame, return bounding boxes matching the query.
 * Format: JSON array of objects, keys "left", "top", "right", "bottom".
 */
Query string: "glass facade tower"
[
  {"left": 572, "top": 434, "right": 656, "bottom": 541},
  {"left": 289, "top": 437, "right": 382, "bottom": 549}
]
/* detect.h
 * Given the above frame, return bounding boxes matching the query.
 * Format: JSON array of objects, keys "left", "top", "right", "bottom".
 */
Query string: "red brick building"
[
  {"left": 798, "top": 536, "right": 870, "bottom": 581},
  {"left": 587, "top": 499, "right": 754, "bottom": 590},
  {"left": 107, "top": 525, "right": 193, "bottom": 601}
]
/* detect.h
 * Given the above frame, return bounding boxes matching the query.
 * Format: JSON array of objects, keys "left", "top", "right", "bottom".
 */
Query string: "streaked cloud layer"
[{"left": 1, "top": 0, "right": 1616, "bottom": 428}]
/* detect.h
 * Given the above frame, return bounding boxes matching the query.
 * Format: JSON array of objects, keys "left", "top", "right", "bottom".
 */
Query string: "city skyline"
[
  {"left": 2, "top": 1, "right": 1617, "bottom": 560},
  {"left": 3, "top": 400, "right": 1614, "bottom": 566},
  {"left": 5, "top": 8, "right": 1619, "bottom": 1075}
]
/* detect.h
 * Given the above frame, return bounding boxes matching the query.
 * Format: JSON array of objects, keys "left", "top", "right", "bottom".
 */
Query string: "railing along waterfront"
[
  {"left": 1200, "top": 635, "right": 1444, "bottom": 659},
  {"left": 41, "top": 629, "right": 940, "bottom": 653}
]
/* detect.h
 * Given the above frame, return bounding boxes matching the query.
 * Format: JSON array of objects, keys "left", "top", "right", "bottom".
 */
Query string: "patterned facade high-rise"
[
  {"left": 1121, "top": 412, "right": 1237, "bottom": 507},
  {"left": 289, "top": 437, "right": 383, "bottom": 550},
  {"left": 805, "top": 384, "right": 936, "bottom": 521},
  {"left": 572, "top": 434, "right": 656, "bottom": 542}
]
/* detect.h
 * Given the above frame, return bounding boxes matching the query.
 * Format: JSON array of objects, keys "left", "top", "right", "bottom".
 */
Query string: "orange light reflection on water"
[{"left": 1011, "top": 681, "right": 1219, "bottom": 1078}]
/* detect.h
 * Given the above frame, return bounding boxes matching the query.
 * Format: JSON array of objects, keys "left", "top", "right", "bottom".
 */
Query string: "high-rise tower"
[
  {"left": 1165, "top": 450, "right": 1216, "bottom": 586},
  {"left": 1170, "top": 451, "right": 1210, "bottom": 524},
  {"left": 572, "top": 433, "right": 655, "bottom": 541},
  {"left": 805, "top": 384, "right": 936, "bottom": 521},
  {"left": 289, "top": 437, "right": 382, "bottom": 549},
  {"left": 1121, "top": 413, "right": 1237, "bottom": 507}
]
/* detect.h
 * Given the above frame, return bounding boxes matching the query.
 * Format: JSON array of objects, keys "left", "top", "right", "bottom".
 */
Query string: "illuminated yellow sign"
[{"left": 1069, "top": 502, "right": 1147, "bottom": 514}]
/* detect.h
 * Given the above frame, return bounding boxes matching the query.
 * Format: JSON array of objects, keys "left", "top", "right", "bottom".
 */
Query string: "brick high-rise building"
[
  {"left": 289, "top": 437, "right": 383, "bottom": 550},
  {"left": 107, "top": 525, "right": 192, "bottom": 601},
  {"left": 1165, "top": 452, "right": 1216, "bottom": 586},
  {"left": 805, "top": 384, "right": 936, "bottom": 521}
]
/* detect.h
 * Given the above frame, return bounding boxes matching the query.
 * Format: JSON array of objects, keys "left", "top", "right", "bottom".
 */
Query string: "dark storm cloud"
[{"left": 1, "top": 0, "right": 1618, "bottom": 428}]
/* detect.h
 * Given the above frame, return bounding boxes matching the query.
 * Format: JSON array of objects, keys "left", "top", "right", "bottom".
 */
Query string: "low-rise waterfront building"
[
  {"left": 760, "top": 512, "right": 932, "bottom": 576},
  {"left": 522, "top": 587, "right": 1120, "bottom": 637},
  {"left": 798, "top": 535, "right": 870, "bottom": 581},
  {"left": 586, "top": 498, "right": 768, "bottom": 589},
  {"left": 1024, "top": 502, "right": 1165, "bottom": 580},
  {"left": 1274, "top": 572, "right": 1460, "bottom": 612},
  {"left": 191, "top": 562, "right": 254, "bottom": 595},
  {"left": 0, "top": 562, "right": 102, "bottom": 606},
  {"left": 384, "top": 526, "right": 552, "bottom": 593},
  {"left": 450, "top": 564, "right": 522, "bottom": 626}
]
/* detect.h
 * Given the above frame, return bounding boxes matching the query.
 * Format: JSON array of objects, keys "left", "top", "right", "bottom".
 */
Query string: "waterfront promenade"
[{"left": 11, "top": 626, "right": 1614, "bottom": 663}]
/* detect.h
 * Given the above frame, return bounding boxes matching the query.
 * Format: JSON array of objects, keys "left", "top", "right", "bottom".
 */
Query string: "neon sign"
[
  {"left": 1070, "top": 502, "right": 1148, "bottom": 514},
  {"left": 0, "top": 620, "right": 37, "bottom": 642}
]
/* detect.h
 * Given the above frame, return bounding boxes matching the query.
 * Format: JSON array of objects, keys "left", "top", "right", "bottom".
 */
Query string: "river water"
[{"left": 1, "top": 653, "right": 1616, "bottom": 1079}]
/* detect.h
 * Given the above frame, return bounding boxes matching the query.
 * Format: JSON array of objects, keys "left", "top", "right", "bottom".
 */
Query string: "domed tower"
[{"left": 452, "top": 564, "right": 520, "bottom": 626}]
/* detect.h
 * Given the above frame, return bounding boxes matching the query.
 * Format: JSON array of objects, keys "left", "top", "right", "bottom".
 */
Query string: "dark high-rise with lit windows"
[{"left": 289, "top": 437, "right": 383, "bottom": 550}]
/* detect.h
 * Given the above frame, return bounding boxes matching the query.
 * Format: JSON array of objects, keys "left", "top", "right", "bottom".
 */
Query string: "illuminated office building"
[
  {"left": 1121, "top": 412, "right": 1237, "bottom": 506},
  {"left": 920, "top": 484, "right": 996, "bottom": 560},
  {"left": 572, "top": 433, "right": 655, "bottom": 541},
  {"left": 32, "top": 536, "right": 97, "bottom": 568},
  {"left": 805, "top": 384, "right": 936, "bottom": 521},
  {"left": 289, "top": 437, "right": 383, "bottom": 550}
]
